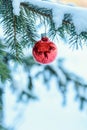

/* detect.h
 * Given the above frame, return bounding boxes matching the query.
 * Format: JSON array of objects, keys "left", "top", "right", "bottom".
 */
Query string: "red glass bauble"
[{"left": 32, "top": 37, "right": 58, "bottom": 64}]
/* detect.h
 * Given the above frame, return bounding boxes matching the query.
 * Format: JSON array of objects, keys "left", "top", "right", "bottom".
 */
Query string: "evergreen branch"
[
  {"left": 20, "top": 2, "right": 75, "bottom": 43},
  {"left": 20, "top": 2, "right": 71, "bottom": 25},
  {"left": 0, "top": 60, "right": 11, "bottom": 82},
  {"left": 20, "top": 2, "right": 52, "bottom": 18},
  {"left": 22, "top": 7, "right": 38, "bottom": 44},
  {"left": 0, "top": 0, "right": 25, "bottom": 61},
  {"left": 0, "top": 0, "right": 87, "bottom": 54},
  {"left": 20, "top": 2, "right": 87, "bottom": 48},
  {"left": 0, "top": 40, "right": 6, "bottom": 58},
  {"left": 21, "top": 1, "right": 75, "bottom": 35},
  {"left": 12, "top": 15, "right": 23, "bottom": 61},
  {"left": 0, "top": 40, "right": 11, "bottom": 82},
  {"left": 22, "top": 55, "right": 87, "bottom": 108},
  {"left": 13, "top": 15, "right": 18, "bottom": 57}
]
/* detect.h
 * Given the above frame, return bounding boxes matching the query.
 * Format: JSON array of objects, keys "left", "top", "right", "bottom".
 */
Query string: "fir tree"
[{"left": 0, "top": 0, "right": 87, "bottom": 129}]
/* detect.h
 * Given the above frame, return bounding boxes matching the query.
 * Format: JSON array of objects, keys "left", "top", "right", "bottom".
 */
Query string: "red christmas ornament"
[{"left": 32, "top": 37, "right": 58, "bottom": 64}]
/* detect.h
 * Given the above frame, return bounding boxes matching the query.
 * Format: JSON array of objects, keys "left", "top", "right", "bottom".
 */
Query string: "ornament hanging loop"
[
  {"left": 41, "top": 17, "right": 47, "bottom": 38},
  {"left": 44, "top": 17, "right": 47, "bottom": 35}
]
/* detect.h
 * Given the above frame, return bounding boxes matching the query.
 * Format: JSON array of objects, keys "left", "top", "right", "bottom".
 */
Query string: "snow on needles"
[
  {"left": 12, "top": 0, "right": 21, "bottom": 15},
  {"left": 12, "top": 0, "right": 87, "bottom": 34}
]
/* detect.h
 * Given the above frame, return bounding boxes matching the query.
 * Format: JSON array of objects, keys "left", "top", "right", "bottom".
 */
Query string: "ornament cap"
[
  {"left": 41, "top": 33, "right": 49, "bottom": 41},
  {"left": 41, "top": 37, "right": 49, "bottom": 41}
]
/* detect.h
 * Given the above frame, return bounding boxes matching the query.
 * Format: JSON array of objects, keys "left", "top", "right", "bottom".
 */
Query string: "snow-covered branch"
[{"left": 12, "top": 0, "right": 87, "bottom": 34}]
